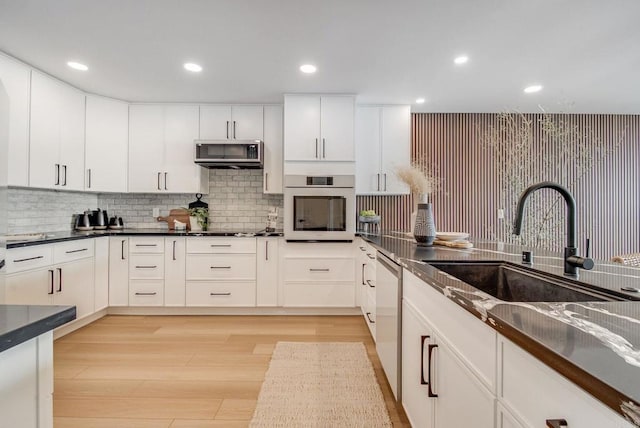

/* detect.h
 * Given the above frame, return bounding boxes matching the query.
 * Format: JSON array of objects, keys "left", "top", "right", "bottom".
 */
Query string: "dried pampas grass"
[{"left": 394, "top": 164, "right": 435, "bottom": 197}]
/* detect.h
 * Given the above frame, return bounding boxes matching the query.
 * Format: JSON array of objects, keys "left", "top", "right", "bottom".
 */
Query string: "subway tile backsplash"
[
  {"left": 7, "top": 187, "right": 98, "bottom": 234},
  {"left": 98, "top": 169, "right": 284, "bottom": 231},
  {"left": 7, "top": 170, "right": 283, "bottom": 234}
]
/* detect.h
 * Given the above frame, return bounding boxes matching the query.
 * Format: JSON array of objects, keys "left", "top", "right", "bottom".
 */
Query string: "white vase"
[{"left": 189, "top": 216, "right": 201, "bottom": 232}]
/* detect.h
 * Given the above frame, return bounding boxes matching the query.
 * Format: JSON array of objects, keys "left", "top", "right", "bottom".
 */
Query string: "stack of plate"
[{"left": 434, "top": 232, "right": 473, "bottom": 248}]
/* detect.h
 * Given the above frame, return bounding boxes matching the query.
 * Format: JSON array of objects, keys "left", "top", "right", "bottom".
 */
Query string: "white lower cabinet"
[
  {"left": 357, "top": 239, "right": 377, "bottom": 339},
  {"left": 94, "top": 237, "right": 109, "bottom": 311},
  {"left": 185, "top": 237, "right": 257, "bottom": 307},
  {"left": 165, "top": 238, "right": 186, "bottom": 306},
  {"left": 129, "top": 237, "right": 165, "bottom": 306},
  {"left": 256, "top": 237, "right": 279, "bottom": 306},
  {"left": 0, "top": 332, "right": 53, "bottom": 428},
  {"left": 108, "top": 237, "right": 129, "bottom": 306},
  {"left": 281, "top": 242, "right": 356, "bottom": 307},
  {"left": 5, "top": 242, "right": 95, "bottom": 320},
  {"left": 499, "top": 335, "right": 632, "bottom": 428},
  {"left": 497, "top": 402, "right": 526, "bottom": 428},
  {"left": 402, "top": 299, "right": 495, "bottom": 428}
]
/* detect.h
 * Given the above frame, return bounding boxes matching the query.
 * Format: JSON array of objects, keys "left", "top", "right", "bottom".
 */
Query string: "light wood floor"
[{"left": 53, "top": 315, "right": 410, "bottom": 427}]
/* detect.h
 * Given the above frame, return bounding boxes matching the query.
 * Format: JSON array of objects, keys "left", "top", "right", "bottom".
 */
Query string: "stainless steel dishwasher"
[{"left": 376, "top": 251, "right": 402, "bottom": 401}]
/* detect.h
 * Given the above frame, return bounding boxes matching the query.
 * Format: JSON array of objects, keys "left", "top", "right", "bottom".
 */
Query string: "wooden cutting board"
[
  {"left": 433, "top": 239, "right": 474, "bottom": 249},
  {"left": 157, "top": 208, "right": 190, "bottom": 230}
]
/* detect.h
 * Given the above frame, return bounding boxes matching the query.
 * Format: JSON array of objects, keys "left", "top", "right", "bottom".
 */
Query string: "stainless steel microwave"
[
  {"left": 194, "top": 140, "right": 263, "bottom": 169},
  {"left": 284, "top": 175, "right": 356, "bottom": 241}
]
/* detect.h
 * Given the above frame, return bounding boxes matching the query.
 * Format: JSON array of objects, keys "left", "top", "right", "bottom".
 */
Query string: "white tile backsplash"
[
  {"left": 7, "top": 187, "right": 98, "bottom": 234},
  {"left": 7, "top": 170, "right": 283, "bottom": 233}
]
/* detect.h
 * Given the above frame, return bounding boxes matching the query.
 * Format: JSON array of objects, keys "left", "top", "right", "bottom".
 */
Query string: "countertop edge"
[
  {"left": 0, "top": 306, "right": 77, "bottom": 353},
  {"left": 6, "top": 231, "right": 285, "bottom": 248}
]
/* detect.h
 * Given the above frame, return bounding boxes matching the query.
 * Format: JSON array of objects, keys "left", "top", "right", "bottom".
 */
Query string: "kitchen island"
[
  {"left": 361, "top": 231, "right": 640, "bottom": 427},
  {"left": 0, "top": 304, "right": 76, "bottom": 428}
]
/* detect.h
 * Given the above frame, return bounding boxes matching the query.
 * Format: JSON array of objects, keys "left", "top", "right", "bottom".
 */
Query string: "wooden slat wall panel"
[{"left": 356, "top": 113, "right": 640, "bottom": 260}]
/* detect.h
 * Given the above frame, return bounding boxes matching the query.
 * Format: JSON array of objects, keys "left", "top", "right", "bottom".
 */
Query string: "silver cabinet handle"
[
  {"left": 56, "top": 268, "right": 63, "bottom": 292},
  {"left": 384, "top": 173, "right": 387, "bottom": 191},
  {"left": 210, "top": 292, "right": 231, "bottom": 296},
  {"left": 87, "top": 168, "right": 91, "bottom": 189},
  {"left": 361, "top": 264, "right": 366, "bottom": 285},
  {"left": 226, "top": 120, "right": 229, "bottom": 139},
  {"left": 164, "top": 172, "right": 168, "bottom": 190},
  {"left": 157, "top": 172, "right": 161, "bottom": 190},
  {"left": 210, "top": 244, "right": 231, "bottom": 247},
  {"left": 315, "top": 138, "right": 319, "bottom": 158},
  {"left": 265, "top": 241, "right": 269, "bottom": 261},
  {"left": 322, "top": 138, "right": 326, "bottom": 158},
  {"left": 210, "top": 266, "right": 231, "bottom": 269},
  {"left": 13, "top": 255, "right": 44, "bottom": 263},
  {"left": 377, "top": 173, "right": 381, "bottom": 191},
  {"left": 366, "top": 253, "right": 375, "bottom": 260},
  {"left": 55, "top": 164, "right": 60, "bottom": 185},
  {"left": 65, "top": 248, "right": 88, "bottom": 254},
  {"left": 546, "top": 420, "right": 568, "bottom": 428},
  {"left": 265, "top": 172, "right": 269, "bottom": 191},
  {"left": 48, "top": 270, "right": 55, "bottom": 295},
  {"left": 136, "top": 244, "right": 157, "bottom": 247},
  {"left": 135, "top": 292, "right": 157, "bottom": 296},
  {"left": 366, "top": 279, "right": 375, "bottom": 288},
  {"left": 173, "top": 240, "right": 177, "bottom": 261},
  {"left": 359, "top": 246, "right": 366, "bottom": 251},
  {"left": 62, "top": 165, "right": 67, "bottom": 186},
  {"left": 365, "top": 312, "right": 375, "bottom": 324},
  {"left": 309, "top": 268, "right": 330, "bottom": 272},
  {"left": 121, "top": 240, "right": 126, "bottom": 260},
  {"left": 135, "top": 265, "right": 157, "bottom": 269},
  {"left": 233, "top": 121, "right": 237, "bottom": 139}
]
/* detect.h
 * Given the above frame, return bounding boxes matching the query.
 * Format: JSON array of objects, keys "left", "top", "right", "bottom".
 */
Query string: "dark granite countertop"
[
  {"left": 0, "top": 304, "right": 76, "bottom": 353},
  {"left": 361, "top": 231, "right": 640, "bottom": 425},
  {"left": 6, "top": 229, "right": 284, "bottom": 248}
]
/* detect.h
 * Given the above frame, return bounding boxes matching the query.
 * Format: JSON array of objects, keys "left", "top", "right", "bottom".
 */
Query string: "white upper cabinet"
[
  {"left": 29, "top": 71, "right": 86, "bottom": 190},
  {"left": 263, "top": 105, "right": 283, "bottom": 194},
  {"left": 200, "top": 105, "right": 263, "bottom": 140},
  {"left": 355, "top": 105, "right": 410, "bottom": 194},
  {"left": 85, "top": 95, "right": 129, "bottom": 192},
  {"left": 284, "top": 94, "right": 354, "bottom": 162},
  {"left": 0, "top": 54, "right": 31, "bottom": 187},
  {"left": 129, "top": 104, "right": 208, "bottom": 193}
]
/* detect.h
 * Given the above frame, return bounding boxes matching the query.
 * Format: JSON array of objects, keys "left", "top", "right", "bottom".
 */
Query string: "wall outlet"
[
  {"left": 152, "top": 207, "right": 160, "bottom": 218},
  {"left": 497, "top": 208, "right": 504, "bottom": 219}
]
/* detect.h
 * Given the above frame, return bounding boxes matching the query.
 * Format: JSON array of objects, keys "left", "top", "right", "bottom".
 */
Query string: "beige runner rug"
[{"left": 250, "top": 342, "right": 392, "bottom": 427}]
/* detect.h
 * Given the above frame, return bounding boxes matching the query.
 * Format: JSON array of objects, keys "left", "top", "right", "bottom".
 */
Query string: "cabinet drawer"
[
  {"left": 283, "top": 258, "right": 355, "bottom": 282},
  {"left": 186, "top": 254, "right": 256, "bottom": 280},
  {"left": 500, "top": 336, "right": 625, "bottom": 427},
  {"left": 129, "top": 237, "right": 164, "bottom": 254},
  {"left": 54, "top": 240, "right": 95, "bottom": 264},
  {"left": 283, "top": 282, "right": 356, "bottom": 307},
  {"left": 403, "top": 269, "right": 497, "bottom": 393},
  {"left": 186, "top": 238, "right": 256, "bottom": 254},
  {"left": 129, "top": 254, "right": 164, "bottom": 279},
  {"left": 129, "top": 280, "right": 164, "bottom": 306},
  {"left": 186, "top": 282, "right": 256, "bottom": 306},
  {"left": 364, "top": 290, "right": 376, "bottom": 339},
  {"left": 6, "top": 245, "right": 53, "bottom": 273}
]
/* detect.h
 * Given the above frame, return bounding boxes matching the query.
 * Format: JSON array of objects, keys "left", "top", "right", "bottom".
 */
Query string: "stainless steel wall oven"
[{"left": 284, "top": 175, "right": 355, "bottom": 241}]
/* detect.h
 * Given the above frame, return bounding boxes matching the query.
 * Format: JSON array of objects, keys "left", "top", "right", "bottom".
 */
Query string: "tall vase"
[{"left": 413, "top": 202, "right": 436, "bottom": 246}]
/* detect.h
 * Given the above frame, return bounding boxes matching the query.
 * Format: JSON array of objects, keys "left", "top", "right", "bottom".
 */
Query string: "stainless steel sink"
[{"left": 427, "top": 261, "right": 624, "bottom": 302}]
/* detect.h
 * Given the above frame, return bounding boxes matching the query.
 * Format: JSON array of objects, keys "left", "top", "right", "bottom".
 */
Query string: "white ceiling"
[{"left": 0, "top": 0, "right": 639, "bottom": 113}]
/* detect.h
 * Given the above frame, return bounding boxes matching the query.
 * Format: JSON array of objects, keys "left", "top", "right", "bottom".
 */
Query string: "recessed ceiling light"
[
  {"left": 524, "top": 84, "right": 543, "bottom": 94},
  {"left": 300, "top": 64, "right": 317, "bottom": 74},
  {"left": 416, "top": 98, "right": 426, "bottom": 104},
  {"left": 67, "top": 61, "right": 88, "bottom": 71},
  {"left": 454, "top": 55, "right": 469, "bottom": 65},
  {"left": 184, "top": 63, "right": 203, "bottom": 72}
]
